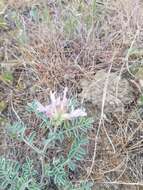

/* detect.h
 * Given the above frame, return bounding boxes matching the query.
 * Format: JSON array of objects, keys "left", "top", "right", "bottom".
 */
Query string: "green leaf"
[
  {"left": 30, "top": 7, "right": 39, "bottom": 23},
  {"left": 42, "top": 7, "right": 51, "bottom": 24},
  {"left": 0, "top": 0, "right": 5, "bottom": 13},
  {"left": 27, "top": 100, "right": 50, "bottom": 124},
  {"left": 68, "top": 161, "right": 76, "bottom": 171},
  {"left": 92, "top": 0, "right": 96, "bottom": 16},
  {"left": 18, "top": 30, "right": 29, "bottom": 45},
  {"left": 0, "top": 100, "right": 7, "bottom": 113},
  {"left": 22, "top": 157, "right": 34, "bottom": 178},
  {"left": 138, "top": 95, "right": 143, "bottom": 106},
  {"left": 27, "top": 131, "right": 36, "bottom": 144},
  {"left": 0, "top": 17, "right": 7, "bottom": 29},
  {"left": 1, "top": 179, "right": 9, "bottom": 189},
  {"left": 64, "top": 14, "right": 78, "bottom": 36},
  {"left": 0, "top": 157, "right": 20, "bottom": 189},
  {"left": 1, "top": 71, "right": 13, "bottom": 83},
  {"left": 140, "top": 96, "right": 143, "bottom": 103},
  {"left": 7, "top": 122, "right": 26, "bottom": 137},
  {"left": 0, "top": 157, "right": 41, "bottom": 190},
  {"left": 79, "top": 182, "right": 93, "bottom": 190}
]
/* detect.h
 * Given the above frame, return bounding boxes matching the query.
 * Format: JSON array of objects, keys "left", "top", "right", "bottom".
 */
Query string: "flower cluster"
[{"left": 37, "top": 88, "right": 87, "bottom": 124}]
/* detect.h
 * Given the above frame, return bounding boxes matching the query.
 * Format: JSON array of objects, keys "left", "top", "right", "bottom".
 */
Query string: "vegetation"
[
  {"left": 0, "top": 0, "right": 143, "bottom": 189},
  {"left": 1, "top": 89, "right": 93, "bottom": 189}
]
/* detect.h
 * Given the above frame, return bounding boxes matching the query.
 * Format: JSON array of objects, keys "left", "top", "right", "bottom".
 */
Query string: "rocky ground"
[{"left": 1, "top": 0, "right": 143, "bottom": 189}]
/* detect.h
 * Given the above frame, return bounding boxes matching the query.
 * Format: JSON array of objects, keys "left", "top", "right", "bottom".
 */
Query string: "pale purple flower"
[
  {"left": 68, "top": 108, "right": 87, "bottom": 118},
  {"left": 37, "top": 87, "right": 87, "bottom": 122},
  {"left": 62, "top": 108, "right": 87, "bottom": 120}
]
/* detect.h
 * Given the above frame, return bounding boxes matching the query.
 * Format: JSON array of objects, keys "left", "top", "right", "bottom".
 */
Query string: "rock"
[{"left": 80, "top": 70, "right": 135, "bottom": 115}]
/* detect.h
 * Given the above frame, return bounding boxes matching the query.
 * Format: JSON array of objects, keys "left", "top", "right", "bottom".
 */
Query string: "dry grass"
[{"left": 1, "top": 0, "right": 143, "bottom": 189}]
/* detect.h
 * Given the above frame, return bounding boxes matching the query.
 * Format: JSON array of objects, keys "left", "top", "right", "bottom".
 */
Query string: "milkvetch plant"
[
  {"left": 37, "top": 87, "right": 87, "bottom": 125},
  {"left": 2, "top": 88, "right": 93, "bottom": 190}
]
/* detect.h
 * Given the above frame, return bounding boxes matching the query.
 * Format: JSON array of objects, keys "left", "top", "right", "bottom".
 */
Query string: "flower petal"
[
  {"left": 38, "top": 105, "right": 48, "bottom": 112},
  {"left": 50, "top": 91, "right": 56, "bottom": 104},
  {"left": 61, "top": 87, "right": 68, "bottom": 109},
  {"left": 63, "top": 87, "right": 68, "bottom": 102},
  {"left": 69, "top": 109, "right": 87, "bottom": 119},
  {"left": 36, "top": 102, "right": 46, "bottom": 112}
]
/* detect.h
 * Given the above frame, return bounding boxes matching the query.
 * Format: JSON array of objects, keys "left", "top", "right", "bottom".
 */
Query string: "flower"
[
  {"left": 37, "top": 87, "right": 87, "bottom": 123},
  {"left": 63, "top": 108, "right": 87, "bottom": 120}
]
